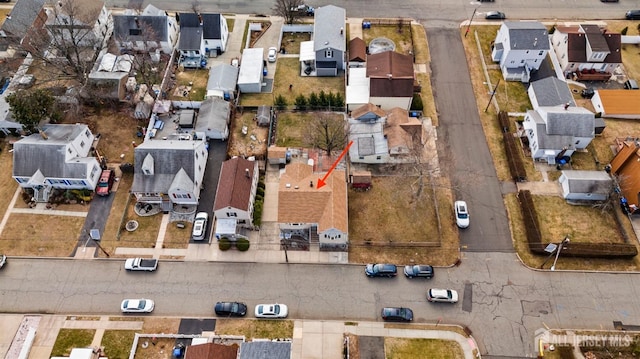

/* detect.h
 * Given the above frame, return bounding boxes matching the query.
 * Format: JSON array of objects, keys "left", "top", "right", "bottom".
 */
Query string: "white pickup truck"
[{"left": 124, "top": 258, "right": 158, "bottom": 272}]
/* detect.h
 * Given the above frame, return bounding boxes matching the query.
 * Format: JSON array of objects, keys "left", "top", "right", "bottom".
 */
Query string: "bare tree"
[
  {"left": 304, "top": 113, "right": 348, "bottom": 156},
  {"left": 273, "top": 0, "right": 306, "bottom": 24}
]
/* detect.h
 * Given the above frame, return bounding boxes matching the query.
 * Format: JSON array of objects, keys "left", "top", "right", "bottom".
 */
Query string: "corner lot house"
[
  {"left": 367, "top": 51, "right": 415, "bottom": 110},
  {"left": 12, "top": 124, "right": 101, "bottom": 202},
  {"left": 278, "top": 162, "right": 348, "bottom": 251},
  {"left": 131, "top": 137, "right": 208, "bottom": 211},
  {"left": 313, "top": 5, "right": 346, "bottom": 76},
  {"left": 213, "top": 157, "right": 259, "bottom": 237},
  {"left": 491, "top": 21, "right": 549, "bottom": 82}
]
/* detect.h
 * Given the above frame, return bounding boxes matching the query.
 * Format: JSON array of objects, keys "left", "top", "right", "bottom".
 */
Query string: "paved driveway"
[{"left": 193, "top": 140, "right": 228, "bottom": 243}]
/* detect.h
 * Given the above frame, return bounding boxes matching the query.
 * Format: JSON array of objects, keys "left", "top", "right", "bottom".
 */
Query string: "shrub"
[
  {"left": 219, "top": 237, "right": 232, "bottom": 251},
  {"left": 318, "top": 90, "right": 328, "bottom": 108},
  {"left": 410, "top": 94, "right": 424, "bottom": 111},
  {"left": 256, "top": 186, "right": 265, "bottom": 197},
  {"left": 621, "top": 26, "right": 628, "bottom": 35},
  {"left": 253, "top": 201, "right": 263, "bottom": 227},
  {"left": 308, "top": 92, "right": 319, "bottom": 110},
  {"left": 294, "top": 94, "right": 307, "bottom": 110},
  {"left": 274, "top": 94, "right": 288, "bottom": 110},
  {"left": 236, "top": 238, "right": 250, "bottom": 251},
  {"left": 333, "top": 92, "right": 345, "bottom": 107}
]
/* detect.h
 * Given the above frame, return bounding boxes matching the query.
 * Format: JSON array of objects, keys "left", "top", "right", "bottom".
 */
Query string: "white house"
[
  {"left": 177, "top": 12, "right": 229, "bottom": 66},
  {"left": 550, "top": 24, "right": 621, "bottom": 81},
  {"left": 313, "top": 5, "right": 346, "bottom": 76},
  {"left": 491, "top": 21, "right": 550, "bottom": 82},
  {"left": 12, "top": 124, "right": 101, "bottom": 202},
  {"left": 112, "top": 5, "right": 178, "bottom": 54},
  {"left": 45, "top": 0, "right": 113, "bottom": 51},
  {"left": 131, "top": 137, "right": 208, "bottom": 211},
  {"left": 237, "top": 47, "right": 264, "bottom": 93},
  {"left": 527, "top": 76, "right": 575, "bottom": 110},
  {"left": 213, "top": 157, "right": 259, "bottom": 237},
  {"left": 522, "top": 105, "right": 595, "bottom": 164},
  {"left": 558, "top": 170, "right": 612, "bottom": 201}
]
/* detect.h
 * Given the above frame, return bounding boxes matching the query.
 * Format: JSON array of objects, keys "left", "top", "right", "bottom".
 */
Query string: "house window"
[
  {"left": 68, "top": 148, "right": 72, "bottom": 154},
  {"left": 130, "top": 29, "right": 141, "bottom": 36},
  {"left": 195, "top": 153, "right": 198, "bottom": 159},
  {"left": 91, "top": 165, "right": 99, "bottom": 177},
  {"left": 226, "top": 212, "right": 237, "bottom": 217},
  {"left": 85, "top": 130, "right": 90, "bottom": 137},
  {"left": 376, "top": 156, "right": 381, "bottom": 160},
  {"left": 359, "top": 156, "right": 364, "bottom": 160},
  {"left": 575, "top": 140, "right": 580, "bottom": 145},
  {"left": 325, "top": 50, "right": 333, "bottom": 58},
  {"left": 520, "top": 59, "right": 525, "bottom": 64},
  {"left": 143, "top": 169, "right": 152, "bottom": 175},
  {"left": 198, "top": 165, "right": 202, "bottom": 171},
  {"left": 80, "top": 141, "right": 85, "bottom": 148},
  {"left": 539, "top": 51, "right": 544, "bottom": 56},
  {"left": 526, "top": 50, "right": 529, "bottom": 54}
]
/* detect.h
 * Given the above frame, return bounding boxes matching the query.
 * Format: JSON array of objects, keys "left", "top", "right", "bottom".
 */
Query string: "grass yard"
[
  {"left": 385, "top": 338, "right": 465, "bottom": 359},
  {"left": 214, "top": 319, "right": 294, "bottom": 339},
  {"left": 161, "top": 221, "right": 191, "bottom": 250},
  {"left": 101, "top": 172, "right": 134, "bottom": 251},
  {"left": 239, "top": 57, "right": 345, "bottom": 107},
  {"left": 50, "top": 329, "right": 95, "bottom": 357},
  {"left": 281, "top": 32, "right": 311, "bottom": 54},
  {"left": 0, "top": 213, "right": 85, "bottom": 256},
  {"left": 0, "top": 141, "right": 18, "bottom": 229},
  {"left": 362, "top": 24, "right": 414, "bottom": 56},
  {"left": 275, "top": 112, "right": 343, "bottom": 148},
  {"left": 101, "top": 330, "right": 135, "bottom": 359},
  {"left": 348, "top": 176, "right": 459, "bottom": 266},
  {"left": 170, "top": 68, "right": 208, "bottom": 101}
]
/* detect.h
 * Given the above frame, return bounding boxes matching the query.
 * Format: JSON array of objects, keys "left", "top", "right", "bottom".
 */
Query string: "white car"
[
  {"left": 427, "top": 289, "right": 459, "bottom": 303},
  {"left": 0, "top": 254, "right": 6, "bottom": 269},
  {"left": 254, "top": 303, "right": 288, "bottom": 318},
  {"left": 454, "top": 200, "right": 470, "bottom": 228},
  {"left": 267, "top": 47, "right": 278, "bottom": 63},
  {"left": 192, "top": 212, "right": 208, "bottom": 241},
  {"left": 121, "top": 299, "right": 154, "bottom": 313}
]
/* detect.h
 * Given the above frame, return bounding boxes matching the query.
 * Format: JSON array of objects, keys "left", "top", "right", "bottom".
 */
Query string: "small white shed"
[
  {"left": 237, "top": 47, "right": 264, "bottom": 93},
  {"left": 558, "top": 170, "right": 612, "bottom": 201}
]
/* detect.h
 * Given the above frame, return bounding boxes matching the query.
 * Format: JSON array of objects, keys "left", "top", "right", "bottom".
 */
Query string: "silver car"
[
  {"left": 254, "top": 303, "right": 288, "bottom": 318},
  {"left": 192, "top": 212, "right": 208, "bottom": 241},
  {"left": 121, "top": 299, "right": 155, "bottom": 313}
]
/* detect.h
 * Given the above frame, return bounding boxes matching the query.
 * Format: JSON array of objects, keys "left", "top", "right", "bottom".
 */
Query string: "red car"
[{"left": 96, "top": 169, "right": 115, "bottom": 196}]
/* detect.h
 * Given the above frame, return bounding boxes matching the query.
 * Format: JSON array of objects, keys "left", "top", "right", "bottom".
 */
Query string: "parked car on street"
[
  {"left": 215, "top": 301, "right": 248, "bottom": 317},
  {"left": 427, "top": 289, "right": 459, "bottom": 303},
  {"left": 124, "top": 258, "right": 158, "bottom": 272},
  {"left": 254, "top": 304, "right": 288, "bottom": 318},
  {"left": 0, "top": 254, "right": 6, "bottom": 269},
  {"left": 454, "top": 200, "right": 470, "bottom": 228},
  {"left": 403, "top": 265, "right": 434, "bottom": 279},
  {"left": 485, "top": 11, "right": 506, "bottom": 20},
  {"left": 95, "top": 169, "right": 115, "bottom": 196},
  {"left": 268, "top": 47, "right": 278, "bottom": 63},
  {"left": 626, "top": 10, "right": 640, "bottom": 20},
  {"left": 381, "top": 307, "right": 414, "bottom": 322},
  {"left": 121, "top": 299, "right": 155, "bottom": 313},
  {"left": 365, "top": 263, "right": 397, "bottom": 277},
  {"left": 192, "top": 212, "right": 208, "bottom": 241}
]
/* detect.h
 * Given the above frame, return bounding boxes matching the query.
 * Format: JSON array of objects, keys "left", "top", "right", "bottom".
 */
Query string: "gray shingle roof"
[
  {"left": 239, "top": 341, "right": 291, "bottom": 359},
  {"left": 207, "top": 64, "right": 239, "bottom": 92},
  {"left": 179, "top": 13, "right": 223, "bottom": 39},
  {"left": 529, "top": 77, "right": 575, "bottom": 107},
  {"left": 196, "top": 97, "right": 230, "bottom": 134},
  {"left": 1, "top": 0, "right": 45, "bottom": 37},
  {"left": 539, "top": 106, "right": 594, "bottom": 137},
  {"left": 113, "top": 15, "right": 169, "bottom": 43},
  {"left": 503, "top": 21, "right": 549, "bottom": 50},
  {"left": 561, "top": 170, "right": 611, "bottom": 195},
  {"left": 313, "top": 5, "right": 346, "bottom": 52},
  {"left": 528, "top": 110, "right": 576, "bottom": 150},
  {"left": 178, "top": 27, "right": 202, "bottom": 50}
]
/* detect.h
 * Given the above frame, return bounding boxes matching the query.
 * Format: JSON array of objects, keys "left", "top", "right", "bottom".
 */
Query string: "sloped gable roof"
[
  {"left": 384, "top": 107, "right": 422, "bottom": 149},
  {"left": 350, "top": 103, "right": 386, "bottom": 120},
  {"left": 313, "top": 5, "right": 346, "bottom": 52},
  {"left": 529, "top": 77, "right": 575, "bottom": 108},
  {"left": 349, "top": 37, "right": 366, "bottom": 62},
  {"left": 179, "top": 27, "right": 202, "bottom": 50},
  {"left": 278, "top": 163, "right": 347, "bottom": 233},
  {"left": 594, "top": 90, "right": 640, "bottom": 115},
  {"left": 185, "top": 342, "right": 239, "bottom": 359},
  {"left": 113, "top": 14, "right": 169, "bottom": 43},
  {"left": 366, "top": 51, "right": 414, "bottom": 79},
  {"left": 560, "top": 170, "right": 611, "bottom": 195},
  {"left": 1, "top": 0, "right": 46, "bottom": 37},
  {"left": 502, "top": 21, "right": 549, "bottom": 51},
  {"left": 214, "top": 157, "right": 257, "bottom": 212},
  {"left": 527, "top": 109, "right": 576, "bottom": 150},
  {"left": 196, "top": 97, "right": 230, "bottom": 134},
  {"left": 201, "top": 14, "right": 222, "bottom": 39},
  {"left": 53, "top": 0, "right": 105, "bottom": 27},
  {"left": 207, "top": 64, "right": 238, "bottom": 92},
  {"left": 539, "top": 106, "right": 595, "bottom": 137},
  {"left": 239, "top": 342, "right": 291, "bottom": 359}
]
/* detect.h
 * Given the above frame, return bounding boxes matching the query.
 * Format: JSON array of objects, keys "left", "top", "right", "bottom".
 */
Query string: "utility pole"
[
  {"left": 282, "top": 239, "right": 289, "bottom": 263},
  {"left": 550, "top": 236, "right": 570, "bottom": 271},
  {"left": 485, "top": 77, "right": 501, "bottom": 112},
  {"left": 465, "top": 7, "right": 478, "bottom": 38}
]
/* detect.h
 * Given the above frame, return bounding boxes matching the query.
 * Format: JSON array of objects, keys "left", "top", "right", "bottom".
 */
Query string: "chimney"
[
  {"left": 245, "top": 168, "right": 250, "bottom": 178},
  {"left": 198, "top": 13, "right": 203, "bottom": 25},
  {"left": 340, "top": 27, "right": 344, "bottom": 35},
  {"left": 39, "top": 130, "right": 48, "bottom": 140},
  {"left": 310, "top": 180, "right": 314, "bottom": 188},
  {"left": 134, "top": 17, "right": 140, "bottom": 28}
]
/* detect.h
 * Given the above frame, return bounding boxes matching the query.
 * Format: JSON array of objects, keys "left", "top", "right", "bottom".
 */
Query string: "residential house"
[
  {"left": 12, "top": 124, "right": 101, "bottom": 202},
  {"left": 45, "top": 0, "right": 113, "bottom": 51},
  {"left": 551, "top": 24, "right": 621, "bottom": 81},
  {"left": 367, "top": 51, "right": 414, "bottom": 110},
  {"left": 313, "top": 5, "right": 346, "bottom": 76},
  {"left": 348, "top": 37, "right": 367, "bottom": 67},
  {"left": 278, "top": 162, "right": 348, "bottom": 251},
  {"left": 384, "top": 107, "right": 423, "bottom": 156},
  {"left": 522, "top": 105, "right": 595, "bottom": 164},
  {"left": 237, "top": 47, "right": 264, "bottom": 93},
  {"left": 591, "top": 89, "right": 640, "bottom": 119},
  {"left": 239, "top": 341, "right": 291, "bottom": 359},
  {"left": 112, "top": 4, "right": 178, "bottom": 54},
  {"left": 131, "top": 138, "right": 208, "bottom": 210},
  {"left": 558, "top": 170, "right": 612, "bottom": 201},
  {"left": 491, "top": 21, "right": 550, "bottom": 82},
  {"left": 196, "top": 97, "right": 230, "bottom": 140},
  {"left": 527, "top": 76, "right": 575, "bottom": 109},
  {"left": 87, "top": 53, "right": 132, "bottom": 101},
  {"left": 348, "top": 103, "right": 388, "bottom": 163},
  {"left": 610, "top": 139, "right": 640, "bottom": 206},
  {"left": 213, "top": 157, "right": 259, "bottom": 238},
  {"left": 177, "top": 12, "right": 229, "bottom": 68},
  {"left": 267, "top": 146, "right": 289, "bottom": 165},
  {"left": 206, "top": 63, "right": 238, "bottom": 100},
  {"left": 184, "top": 342, "right": 239, "bottom": 359},
  {"left": 0, "top": 0, "right": 48, "bottom": 58}
]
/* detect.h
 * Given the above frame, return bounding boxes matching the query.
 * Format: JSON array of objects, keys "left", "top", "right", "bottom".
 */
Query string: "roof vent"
[
  {"left": 294, "top": 186, "right": 299, "bottom": 189},
  {"left": 245, "top": 168, "right": 250, "bottom": 178},
  {"left": 286, "top": 183, "right": 291, "bottom": 188}
]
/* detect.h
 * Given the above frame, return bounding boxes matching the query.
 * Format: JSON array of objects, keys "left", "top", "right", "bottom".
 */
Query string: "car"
[
  {"left": 600, "top": 0, "right": 618, "bottom": 2},
  {"left": 454, "top": 200, "right": 470, "bottom": 229},
  {"left": 365, "top": 263, "right": 397, "bottom": 277},
  {"left": 215, "top": 301, "right": 248, "bottom": 317},
  {"left": 581, "top": 88, "right": 595, "bottom": 99},
  {"left": 624, "top": 79, "right": 639, "bottom": 90},
  {"left": 0, "top": 254, "right": 6, "bottom": 269},
  {"left": 121, "top": 299, "right": 155, "bottom": 313},
  {"left": 478, "top": 0, "right": 494, "bottom": 2},
  {"left": 268, "top": 47, "right": 278, "bottom": 63},
  {"left": 192, "top": 212, "right": 208, "bottom": 241},
  {"left": 626, "top": 10, "right": 640, "bottom": 20},
  {"left": 427, "top": 288, "right": 459, "bottom": 303},
  {"left": 381, "top": 307, "right": 414, "bottom": 322},
  {"left": 485, "top": 11, "right": 506, "bottom": 20},
  {"left": 254, "top": 303, "right": 288, "bottom": 318},
  {"left": 403, "top": 265, "right": 434, "bottom": 279},
  {"left": 95, "top": 169, "right": 115, "bottom": 196}
]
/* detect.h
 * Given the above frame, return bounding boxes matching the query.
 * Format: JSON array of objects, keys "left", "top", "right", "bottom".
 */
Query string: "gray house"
[
  {"left": 12, "top": 124, "right": 101, "bottom": 202},
  {"left": 112, "top": 5, "right": 178, "bottom": 54},
  {"left": 558, "top": 170, "right": 612, "bottom": 201},
  {"left": 313, "top": 5, "right": 346, "bottom": 76},
  {"left": 196, "top": 97, "right": 230, "bottom": 140},
  {"left": 528, "top": 77, "right": 575, "bottom": 110},
  {"left": 206, "top": 63, "right": 238, "bottom": 100}
]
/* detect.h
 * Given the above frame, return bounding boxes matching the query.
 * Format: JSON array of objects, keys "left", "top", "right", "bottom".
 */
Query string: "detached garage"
[
  {"left": 558, "top": 170, "right": 612, "bottom": 201},
  {"left": 237, "top": 47, "right": 264, "bottom": 93}
]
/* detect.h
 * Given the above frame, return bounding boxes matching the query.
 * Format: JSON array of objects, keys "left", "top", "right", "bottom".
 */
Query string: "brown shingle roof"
[
  {"left": 559, "top": 25, "right": 621, "bottom": 64},
  {"left": 185, "top": 342, "right": 239, "bottom": 359},
  {"left": 367, "top": 51, "right": 414, "bottom": 98},
  {"left": 268, "top": 146, "right": 288, "bottom": 160},
  {"left": 278, "top": 163, "right": 348, "bottom": 233},
  {"left": 596, "top": 90, "right": 640, "bottom": 115},
  {"left": 213, "top": 157, "right": 256, "bottom": 212},
  {"left": 350, "top": 103, "right": 386, "bottom": 120},
  {"left": 610, "top": 140, "right": 640, "bottom": 207},
  {"left": 348, "top": 37, "right": 366, "bottom": 62},
  {"left": 384, "top": 107, "right": 422, "bottom": 150}
]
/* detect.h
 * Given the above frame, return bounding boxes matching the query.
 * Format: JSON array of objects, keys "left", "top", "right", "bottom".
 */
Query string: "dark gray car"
[{"left": 403, "top": 265, "right": 434, "bottom": 278}]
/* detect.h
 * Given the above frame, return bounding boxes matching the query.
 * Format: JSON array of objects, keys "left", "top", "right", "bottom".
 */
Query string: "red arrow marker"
[{"left": 317, "top": 141, "right": 353, "bottom": 189}]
